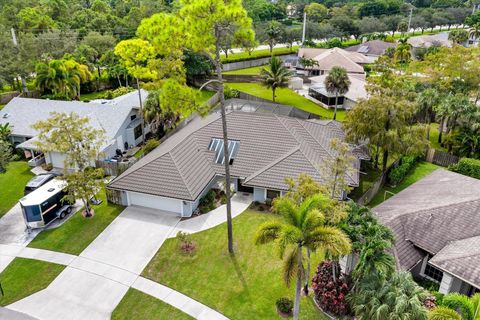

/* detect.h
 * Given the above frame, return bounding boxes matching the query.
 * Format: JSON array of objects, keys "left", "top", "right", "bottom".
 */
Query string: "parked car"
[{"left": 24, "top": 173, "right": 59, "bottom": 195}]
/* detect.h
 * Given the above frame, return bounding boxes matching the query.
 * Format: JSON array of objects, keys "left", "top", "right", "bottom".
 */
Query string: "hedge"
[
  {"left": 220, "top": 46, "right": 298, "bottom": 64},
  {"left": 388, "top": 156, "right": 417, "bottom": 185},
  {"left": 449, "top": 158, "right": 480, "bottom": 180}
]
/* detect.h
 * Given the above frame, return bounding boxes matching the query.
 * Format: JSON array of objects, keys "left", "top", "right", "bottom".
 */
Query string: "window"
[
  {"left": 23, "top": 205, "right": 42, "bottom": 222},
  {"left": 208, "top": 138, "right": 240, "bottom": 165},
  {"left": 134, "top": 124, "right": 143, "bottom": 140},
  {"left": 266, "top": 189, "right": 280, "bottom": 200},
  {"left": 424, "top": 263, "right": 443, "bottom": 283},
  {"left": 130, "top": 114, "right": 137, "bottom": 121}
]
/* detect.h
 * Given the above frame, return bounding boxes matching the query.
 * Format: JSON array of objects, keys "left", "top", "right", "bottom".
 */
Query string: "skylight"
[{"left": 208, "top": 138, "right": 240, "bottom": 165}]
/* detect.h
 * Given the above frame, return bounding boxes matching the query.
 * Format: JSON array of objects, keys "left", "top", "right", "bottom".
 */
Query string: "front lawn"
[
  {"left": 142, "top": 210, "right": 327, "bottom": 320},
  {"left": 227, "top": 83, "right": 346, "bottom": 121},
  {"left": 368, "top": 161, "right": 441, "bottom": 208},
  {"left": 0, "top": 258, "right": 65, "bottom": 306},
  {"left": 28, "top": 190, "right": 124, "bottom": 255},
  {"left": 221, "top": 46, "right": 298, "bottom": 63},
  {"left": 0, "top": 161, "right": 34, "bottom": 218},
  {"left": 224, "top": 65, "right": 266, "bottom": 75},
  {"left": 112, "top": 288, "right": 193, "bottom": 320}
]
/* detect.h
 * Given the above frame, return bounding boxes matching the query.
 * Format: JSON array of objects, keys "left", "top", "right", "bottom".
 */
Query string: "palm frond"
[
  {"left": 283, "top": 246, "right": 302, "bottom": 287},
  {"left": 254, "top": 221, "right": 282, "bottom": 245}
]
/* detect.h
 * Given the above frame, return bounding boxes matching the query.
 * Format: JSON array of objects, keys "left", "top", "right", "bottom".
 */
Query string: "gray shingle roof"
[
  {"left": 345, "top": 40, "right": 396, "bottom": 56},
  {"left": 108, "top": 111, "right": 362, "bottom": 201},
  {"left": 374, "top": 169, "right": 480, "bottom": 274},
  {"left": 430, "top": 235, "right": 480, "bottom": 288}
]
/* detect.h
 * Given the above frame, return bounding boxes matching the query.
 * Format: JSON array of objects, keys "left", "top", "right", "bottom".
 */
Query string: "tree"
[
  {"left": 77, "top": 31, "right": 116, "bottom": 78},
  {"left": 397, "top": 20, "right": 409, "bottom": 35},
  {"left": 429, "top": 293, "right": 480, "bottom": 320},
  {"left": 0, "top": 123, "right": 12, "bottom": 142},
  {"left": 264, "top": 21, "right": 284, "bottom": 53},
  {"left": 143, "top": 90, "right": 180, "bottom": 138},
  {"left": 324, "top": 66, "right": 350, "bottom": 121},
  {"left": 32, "top": 112, "right": 105, "bottom": 217},
  {"left": 417, "top": 87, "right": 441, "bottom": 140},
  {"left": 115, "top": 38, "right": 157, "bottom": 144},
  {"left": 298, "top": 57, "right": 318, "bottom": 76},
  {"left": 0, "top": 140, "right": 13, "bottom": 173},
  {"left": 255, "top": 195, "right": 351, "bottom": 320},
  {"left": 305, "top": 3, "right": 328, "bottom": 23},
  {"left": 469, "top": 23, "right": 480, "bottom": 44},
  {"left": 394, "top": 38, "right": 413, "bottom": 65},
  {"left": 448, "top": 29, "right": 469, "bottom": 45},
  {"left": 349, "top": 271, "right": 428, "bottom": 320},
  {"left": 260, "top": 56, "right": 293, "bottom": 103},
  {"left": 178, "top": 0, "right": 255, "bottom": 254}
]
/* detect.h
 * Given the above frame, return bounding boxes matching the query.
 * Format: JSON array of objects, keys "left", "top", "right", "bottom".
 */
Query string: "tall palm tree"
[
  {"left": 260, "top": 56, "right": 293, "bottom": 103},
  {"left": 394, "top": 38, "right": 413, "bottom": 65},
  {"left": 324, "top": 66, "right": 350, "bottom": 121},
  {"left": 417, "top": 88, "right": 440, "bottom": 141},
  {"left": 255, "top": 195, "right": 351, "bottom": 320},
  {"left": 469, "top": 23, "right": 480, "bottom": 45},
  {"left": 349, "top": 271, "right": 428, "bottom": 320},
  {"left": 429, "top": 293, "right": 480, "bottom": 320}
]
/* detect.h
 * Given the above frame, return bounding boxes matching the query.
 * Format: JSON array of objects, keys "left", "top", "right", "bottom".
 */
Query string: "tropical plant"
[
  {"left": 276, "top": 297, "right": 294, "bottom": 315},
  {"left": 417, "top": 88, "right": 441, "bottom": 140},
  {"left": 0, "top": 123, "right": 12, "bottom": 142},
  {"left": 260, "top": 56, "right": 293, "bottom": 103},
  {"left": 469, "top": 24, "right": 480, "bottom": 43},
  {"left": 254, "top": 195, "right": 351, "bottom": 320},
  {"left": 324, "top": 66, "right": 350, "bottom": 121},
  {"left": 264, "top": 21, "right": 283, "bottom": 53},
  {"left": 349, "top": 271, "right": 428, "bottom": 320},
  {"left": 429, "top": 293, "right": 480, "bottom": 320},
  {"left": 448, "top": 29, "right": 469, "bottom": 45},
  {"left": 0, "top": 140, "right": 12, "bottom": 173},
  {"left": 428, "top": 306, "right": 462, "bottom": 320},
  {"left": 394, "top": 38, "right": 413, "bottom": 65},
  {"left": 298, "top": 57, "right": 319, "bottom": 76}
]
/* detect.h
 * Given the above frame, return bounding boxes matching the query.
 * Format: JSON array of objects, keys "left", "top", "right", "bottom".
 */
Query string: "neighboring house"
[
  {"left": 0, "top": 90, "right": 148, "bottom": 169},
  {"left": 408, "top": 32, "right": 453, "bottom": 48},
  {"left": 373, "top": 169, "right": 480, "bottom": 295},
  {"left": 107, "top": 111, "right": 368, "bottom": 217},
  {"left": 308, "top": 74, "right": 367, "bottom": 110},
  {"left": 294, "top": 47, "right": 374, "bottom": 76},
  {"left": 345, "top": 40, "right": 396, "bottom": 57}
]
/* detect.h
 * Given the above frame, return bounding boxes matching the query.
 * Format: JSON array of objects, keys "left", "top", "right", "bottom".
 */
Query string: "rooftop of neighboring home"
[
  {"left": 345, "top": 40, "right": 396, "bottom": 57},
  {"left": 297, "top": 47, "right": 375, "bottom": 74},
  {"left": 373, "top": 169, "right": 480, "bottom": 288},
  {"left": 0, "top": 90, "right": 148, "bottom": 149},
  {"left": 309, "top": 74, "right": 368, "bottom": 103},
  {"left": 407, "top": 32, "right": 452, "bottom": 48},
  {"left": 108, "top": 111, "right": 369, "bottom": 202}
]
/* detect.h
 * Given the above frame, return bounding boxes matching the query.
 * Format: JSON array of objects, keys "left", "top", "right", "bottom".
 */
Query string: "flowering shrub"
[{"left": 311, "top": 260, "right": 350, "bottom": 316}]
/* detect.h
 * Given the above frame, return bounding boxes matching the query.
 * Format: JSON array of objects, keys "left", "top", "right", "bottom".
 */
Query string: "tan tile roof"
[
  {"left": 298, "top": 47, "right": 371, "bottom": 74},
  {"left": 108, "top": 112, "right": 362, "bottom": 201}
]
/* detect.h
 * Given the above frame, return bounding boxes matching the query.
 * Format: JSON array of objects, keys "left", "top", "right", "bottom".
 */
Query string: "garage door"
[{"left": 128, "top": 192, "right": 182, "bottom": 214}]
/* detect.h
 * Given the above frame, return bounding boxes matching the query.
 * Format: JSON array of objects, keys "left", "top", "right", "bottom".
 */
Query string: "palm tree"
[
  {"left": 324, "top": 66, "right": 350, "bottom": 121},
  {"left": 469, "top": 24, "right": 480, "bottom": 45},
  {"left": 417, "top": 88, "right": 440, "bottom": 141},
  {"left": 260, "top": 56, "right": 293, "bottom": 103},
  {"left": 394, "top": 38, "right": 413, "bottom": 65},
  {"left": 0, "top": 123, "right": 12, "bottom": 142},
  {"left": 429, "top": 293, "right": 480, "bottom": 320},
  {"left": 349, "top": 271, "right": 428, "bottom": 320},
  {"left": 255, "top": 195, "right": 351, "bottom": 320}
]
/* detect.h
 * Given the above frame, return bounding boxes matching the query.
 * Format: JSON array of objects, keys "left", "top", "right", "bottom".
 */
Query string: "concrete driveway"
[{"left": 8, "top": 206, "right": 180, "bottom": 320}]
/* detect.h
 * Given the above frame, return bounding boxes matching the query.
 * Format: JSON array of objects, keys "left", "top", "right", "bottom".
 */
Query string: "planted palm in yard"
[
  {"left": 324, "top": 66, "right": 350, "bottom": 121},
  {"left": 255, "top": 195, "right": 351, "bottom": 320},
  {"left": 260, "top": 56, "right": 293, "bottom": 103}
]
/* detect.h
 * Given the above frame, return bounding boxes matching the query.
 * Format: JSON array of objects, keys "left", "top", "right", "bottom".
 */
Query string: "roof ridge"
[
  {"left": 244, "top": 146, "right": 300, "bottom": 183},
  {"left": 433, "top": 241, "right": 480, "bottom": 263},
  {"left": 168, "top": 151, "right": 195, "bottom": 200}
]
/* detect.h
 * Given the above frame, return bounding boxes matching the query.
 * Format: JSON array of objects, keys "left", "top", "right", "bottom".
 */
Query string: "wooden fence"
[
  {"left": 95, "top": 159, "right": 137, "bottom": 177},
  {"left": 426, "top": 148, "right": 459, "bottom": 167}
]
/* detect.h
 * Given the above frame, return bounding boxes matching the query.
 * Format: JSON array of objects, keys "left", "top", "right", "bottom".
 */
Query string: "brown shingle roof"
[
  {"left": 374, "top": 169, "right": 480, "bottom": 273},
  {"left": 345, "top": 40, "right": 396, "bottom": 56},
  {"left": 109, "top": 112, "right": 363, "bottom": 200}
]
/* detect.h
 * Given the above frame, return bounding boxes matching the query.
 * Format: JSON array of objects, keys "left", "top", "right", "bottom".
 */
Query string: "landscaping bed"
[
  {"left": 0, "top": 258, "right": 65, "bottom": 306},
  {"left": 227, "top": 83, "right": 346, "bottom": 121},
  {"left": 0, "top": 161, "right": 34, "bottom": 218},
  {"left": 142, "top": 210, "right": 328, "bottom": 320},
  {"left": 112, "top": 288, "right": 193, "bottom": 320},
  {"left": 28, "top": 190, "right": 124, "bottom": 255},
  {"left": 196, "top": 189, "right": 227, "bottom": 215}
]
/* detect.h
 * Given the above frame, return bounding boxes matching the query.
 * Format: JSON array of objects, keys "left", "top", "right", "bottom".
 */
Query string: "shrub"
[
  {"left": 42, "top": 163, "right": 53, "bottom": 171},
  {"left": 143, "top": 139, "right": 160, "bottom": 155},
  {"left": 177, "top": 231, "right": 196, "bottom": 254},
  {"left": 275, "top": 297, "right": 293, "bottom": 315},
  {"left": 388, "top": 156, "right": 417, "bottom": 185},
  {"left": 312, "top": 261, "right": 350, "bottom": 316},
  {"left": 224, "top": 85, "right": 240, "bottom": 99},
  {"left": 449, "top": 158, "right": 480, "bottom": 179},
  {"left": 199, "top": 190, "right": 216, "bottom": 213}
]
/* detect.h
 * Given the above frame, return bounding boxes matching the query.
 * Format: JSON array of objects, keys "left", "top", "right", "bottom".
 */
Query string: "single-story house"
[
  {"left": 107, "top": 111, "right": 368, "bottom": 217},
  {"left": 308, "top": 74, "right": 367, "bottom": 110},
  {"left": 408, "top": 32, "right": 453, "bottom": 48},
  {"left": 295, "top": 47, "right": 374, "bottom": 76},
  {"left": 373, "top": 169, "right": 480, "bottom": 295},
  {"left": 345, "top": 39, "right": 396, "bottom": 57},
  {"left": 0, "top": 90, "right": 148, "bottom": 169}
]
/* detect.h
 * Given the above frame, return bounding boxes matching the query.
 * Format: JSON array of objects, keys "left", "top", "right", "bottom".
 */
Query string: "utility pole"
[
  {"left": 302, "top": 11, "right": 307, "bottom": 46},
  {"left": 11, "top": 28, "right": 28, "bottom": 93}
]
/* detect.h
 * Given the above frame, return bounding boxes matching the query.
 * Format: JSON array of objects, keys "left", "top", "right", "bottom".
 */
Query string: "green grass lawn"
[
  {"left": 221, "top": 46, "right": 298, "bottom": 63},
  {"left": 28, "top": 190, "right": 124, "bottom": 255},
  {"left": 142, "top": 210, "right": 327, "bottom": 320},
  {"left": 348, "top": 165, "right": 382, "bottom": 201},
  {"left": 0, "top": 161, "right": 34, "bottom": 218},
  {"left": 0, "top": 258, "right": 65, "bottom": 306},
  {"left": 79, "top": 91, "right": 109, "bottom": 102},
  {"left": 227, "top": 83, "right": 345, "bottom": 121},
  {"left": 198, "top": 90, "right": 215, "bottom": 105},
  {"left": 368, "top": 161, "right": 441, "bottom": 208},
  {"left": 112, "top": 288, "right": 194, "bottom": 320},
  {"left": 224, "top": 65, "right": 266, "bottom": 75},
  {"left": 429, "top": 123, "right": 447, "bottom": 152}
]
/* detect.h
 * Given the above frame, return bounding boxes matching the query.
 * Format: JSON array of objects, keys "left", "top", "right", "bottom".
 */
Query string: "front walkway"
[{"left": 4, "top": 202, "right": 241, "bottom": 320}]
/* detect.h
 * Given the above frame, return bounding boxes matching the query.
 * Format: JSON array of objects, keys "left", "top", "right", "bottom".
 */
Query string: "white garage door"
[{"left": 128, "top": 192, "right": 182, "bottom": 214}]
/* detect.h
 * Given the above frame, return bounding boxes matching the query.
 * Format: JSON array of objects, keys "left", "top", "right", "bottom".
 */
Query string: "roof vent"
[
  {"left": 2, "top": 113, "right": 9, "bottom": 119},
  {"left": 47, "top": 188, "right": 55, "bottom": 192}
]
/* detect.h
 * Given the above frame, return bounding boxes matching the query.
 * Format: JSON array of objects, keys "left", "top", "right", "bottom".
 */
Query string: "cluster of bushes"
[
  {"left": 311, "top": 261, "right": 350, "bottom": 316},
  {"left": 388, "top": 156, "right": 417, "bottom": 185},
  {"left": 198, "top": 190, "right": 219, "bottom": 214},
  {"left": 220, "top": 47, "right": 298, "bottom": 64},
  {"left": 143, "top": 139, "right": 160, "bottom": 155},
  {"left": 224, "top": 86, "right": 240, "bottom": 100},
  {"left": 100, "top": 86, "right": 135, "bottom": 99},
  {"left": 275, "top": 297, "right": 293, "bottom": 316},
  {"left": 449, "top": 158, "right": 480, "bottom": 179}
]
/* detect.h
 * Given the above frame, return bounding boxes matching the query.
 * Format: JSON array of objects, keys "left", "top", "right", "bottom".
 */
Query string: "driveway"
[
  {"left": 0, "top": 204, "right": 39, "bottom": 246},
  {"left": 8, "top": 206, "right": 181, "bottom": 320}
]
